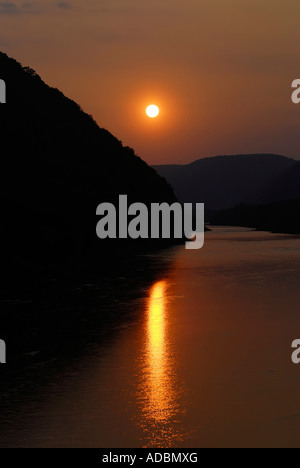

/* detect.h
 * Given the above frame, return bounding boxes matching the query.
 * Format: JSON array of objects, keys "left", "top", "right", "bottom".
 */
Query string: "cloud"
[
  {"left": 57, "top": 2, "right": 71, "bottom": 8},
  {"left": 0, "top": 1, "right": 41, "bottom": 14},
  {"left": 0, "top": 2, "right": 18, "bottom": 14},
  {"left": 0, "top": 1, "right": 73, "bottom": 14}
]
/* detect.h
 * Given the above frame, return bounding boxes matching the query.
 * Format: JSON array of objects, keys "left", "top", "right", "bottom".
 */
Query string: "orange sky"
[{"left": 1, "top": 0, "right": 300, "bottom": 164}]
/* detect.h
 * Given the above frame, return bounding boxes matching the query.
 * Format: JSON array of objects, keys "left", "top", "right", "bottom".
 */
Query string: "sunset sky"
[{"left": 1, "top": 0, "right": 300, "bottom": 164}]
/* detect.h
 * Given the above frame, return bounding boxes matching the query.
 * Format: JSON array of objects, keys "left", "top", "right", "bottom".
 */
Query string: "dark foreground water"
[{"left": 1, "top": 227, "right": 300, "bottom": 448}]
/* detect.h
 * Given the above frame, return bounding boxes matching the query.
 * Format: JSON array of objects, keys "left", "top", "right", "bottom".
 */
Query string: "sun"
[{"left": 146, "top": 104, "right": 160, "bottom": 118}]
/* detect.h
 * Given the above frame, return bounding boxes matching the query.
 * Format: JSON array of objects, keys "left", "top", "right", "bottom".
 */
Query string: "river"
[{"left": 0, "top": 227, "right": 300, "bottom": 448}]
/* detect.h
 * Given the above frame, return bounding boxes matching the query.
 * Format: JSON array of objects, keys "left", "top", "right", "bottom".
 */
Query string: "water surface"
[{"left": 1, "top": 227, "right": 300, "bottom": 448}]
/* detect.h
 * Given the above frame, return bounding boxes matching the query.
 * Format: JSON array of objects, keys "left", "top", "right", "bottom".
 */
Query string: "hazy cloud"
[
  {"left": 0, "top": 2, "right": 18, "bottom": 14},
  {"left": 0, "top": 1, "right": 42, "bottom": 14},
  {"left": 0, "top": 1, "right": 73, "bottom": 14},
  {"left": 57, "top": 2, "right": 71, "bottom": 9}
]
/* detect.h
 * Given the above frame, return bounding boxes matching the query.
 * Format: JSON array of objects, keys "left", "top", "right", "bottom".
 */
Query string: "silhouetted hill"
[
  {"left": 153, "top": 154, "right": 296, "bottom": 210},
  {"left": 210, "top": 200, "right": 300, "bottom": 235},
  {"left": 255, "top": 161, "right": 300, "bottom": 204},
  {"left": 0, "top": 52, "right": 177, "bottom": 273}
]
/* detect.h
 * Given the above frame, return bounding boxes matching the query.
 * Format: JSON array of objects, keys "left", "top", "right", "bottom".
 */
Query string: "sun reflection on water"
[{"left": 137, "top": 280, "right": 184, "bottom": 448}]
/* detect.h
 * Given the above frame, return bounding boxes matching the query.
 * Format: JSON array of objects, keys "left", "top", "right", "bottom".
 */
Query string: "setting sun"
[{"left": 146, "top": 105, "right": 160, "bottom": 118}]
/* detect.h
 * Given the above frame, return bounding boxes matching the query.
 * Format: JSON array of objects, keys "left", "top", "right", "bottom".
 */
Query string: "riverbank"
[{"left": 210, "top": 199, "right": 300, "bottom": 235}]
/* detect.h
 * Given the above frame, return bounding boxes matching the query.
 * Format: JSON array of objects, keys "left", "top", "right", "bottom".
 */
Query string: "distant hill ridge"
[{"left": 153, "top": 154, "right": 299, "bottom": 210}]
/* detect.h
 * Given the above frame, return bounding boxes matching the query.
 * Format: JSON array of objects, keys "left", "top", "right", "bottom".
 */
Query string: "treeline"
[{"left": 210, "top": 199, "right": 300, "bottom": 234}]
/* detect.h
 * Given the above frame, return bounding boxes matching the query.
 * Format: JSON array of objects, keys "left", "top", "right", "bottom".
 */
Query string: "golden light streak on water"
[{"left": 137, "top": 280, "right": 183, "bottom": 447}]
